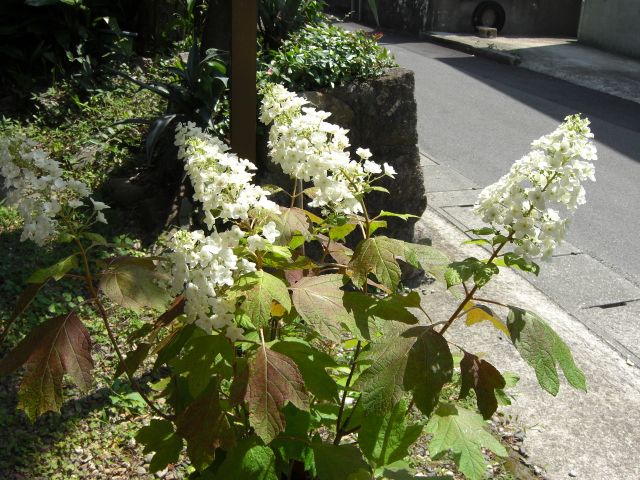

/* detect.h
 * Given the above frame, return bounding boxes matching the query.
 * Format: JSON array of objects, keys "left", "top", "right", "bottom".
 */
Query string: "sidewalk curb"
[{"left": 419, "top": 32, "right": 522, "bottom": 66}]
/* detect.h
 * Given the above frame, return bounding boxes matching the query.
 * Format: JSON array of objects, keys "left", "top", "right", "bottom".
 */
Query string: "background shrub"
[{"left": 266, "top": 22, "right": 396, "bottom": 91}]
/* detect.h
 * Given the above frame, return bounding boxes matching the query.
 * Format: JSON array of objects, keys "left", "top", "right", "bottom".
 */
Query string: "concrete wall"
[
  {"left": 427, "top": 0, "right": 581, "bottom": 36},
  {"left": 327, "top": 0, "right": 581, "bottom": 36},
  {"left": 578, "top": 0, "right": 640, "bottom": 58}
]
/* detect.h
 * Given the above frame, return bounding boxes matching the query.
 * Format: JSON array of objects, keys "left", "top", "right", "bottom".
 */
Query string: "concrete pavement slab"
[
  {"left": 421, "top": 33, "right": 640, "bottom": 105},
  {"left": 527, "top": 253, "right": 640, "bottom": 311},
  {"left": 414, "top": 209, "right": 640, "bottom": 480},
  {"left": 423, "top": 164, "right": 477, "bottom": 192}
]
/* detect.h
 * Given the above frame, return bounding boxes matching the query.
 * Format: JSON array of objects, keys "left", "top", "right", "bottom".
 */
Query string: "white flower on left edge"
[{"left": 0, "top": 135, "right": 105, "bottom": 245}]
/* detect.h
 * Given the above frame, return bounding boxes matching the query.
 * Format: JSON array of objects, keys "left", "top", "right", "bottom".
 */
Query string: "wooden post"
[{"left": 231, "top": 0, "right": 257, "bottom": 162}]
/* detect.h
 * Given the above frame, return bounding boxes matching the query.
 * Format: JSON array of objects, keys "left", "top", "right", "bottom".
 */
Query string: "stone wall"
[{"left": 303, "top": 67, "right": 427, "bottom": 241}]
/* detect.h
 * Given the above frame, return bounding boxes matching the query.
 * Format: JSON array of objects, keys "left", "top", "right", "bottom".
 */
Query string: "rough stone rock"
[{"left": 308, "top": 68, "right": 426, "bottom": 241}]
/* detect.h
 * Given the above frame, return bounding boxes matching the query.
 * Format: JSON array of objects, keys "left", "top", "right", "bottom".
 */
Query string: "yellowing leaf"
[
  {"left": 463, "top": 301, "right": 509, "bottom": 335},
  {"left": 99, "top": 257, "right": 170, "bottom": 312},
  {"left": 271, "top": 302, "right": 286, "bottom": 317}
]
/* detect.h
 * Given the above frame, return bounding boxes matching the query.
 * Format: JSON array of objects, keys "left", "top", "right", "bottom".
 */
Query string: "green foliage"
[
  {"left": 109, "top": 43, "right": 229, "bottom": 161},
  {"left": 355, "top": 326, "right": 453, "bottom": 416},
  {"left": 358, "top": 399, "right": 423, "bottom": 469},
  {"left": 0, "top": 0, "right": 136, "bottom": 88},
  {"left": 507, "top": 307, "right": 587, "bottom": 395},
  {"left": 235, "top": 271, "right": 291, "bottom": 328},
  {"left": 259, "top": 0, "right": 328, "bottom": 51},
  {"left": 98, "top": 256, "right": 170, "bottom": 312},
  {"left": 136, "top": 419, "right": 183, "bottom": 473},
  {"left": 266, "top": 22, "right": 396, "bottom": 91},
  {"left": 426, "top": 403, "right": 507, "bottom": 480}
]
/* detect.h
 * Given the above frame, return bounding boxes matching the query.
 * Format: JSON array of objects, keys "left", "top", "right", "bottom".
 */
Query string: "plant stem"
[
  {"left": 439, "top": 233, "right": 513, "bottom": 336},
  {"left": 334, "top": 340, "right": 361, "bottom": 445},
  {"left": 75, "top": 238, "right": 172, "bottom": 421}
]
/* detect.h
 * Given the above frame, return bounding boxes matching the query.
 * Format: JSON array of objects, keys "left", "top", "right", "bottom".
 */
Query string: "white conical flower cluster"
[
  {"left": 175, "top": 122, "right": 280, "bottom": 229},
  {"left": 166, "top": 124, "right": 287, "bottom": 339},
  {"left": 260, "top": 84, "right": 396, "bottom": 215},
  {"left": 473, "top": 114, "right": 597, "bottom": 260},
  {"left": 163, "top": 227, "right": 256, "bottom": 340},
  {"left": 0, "top": 135, "right": 108, "bottom": 245}
]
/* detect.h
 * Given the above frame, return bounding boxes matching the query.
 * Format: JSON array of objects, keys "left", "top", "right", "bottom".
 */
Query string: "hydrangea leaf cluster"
[
  {"left": 260, "top": 83, "right": 396, "bottom": 215},
  {"left": 473, "top": 114, "right": 597, "bottom": 260},
  {"left": 0, "top": 135, "right": 108, "bottom": 245}
]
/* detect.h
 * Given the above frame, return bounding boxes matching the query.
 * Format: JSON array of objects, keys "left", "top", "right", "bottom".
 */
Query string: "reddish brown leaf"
[
  {"left": 317, "top": 234, "right": 353, "bottom": 265},
  {"left": 244, "top": 343, "right": 309, "bottom": 443},
  {"left": 177, "top": 381, "right": 235, "bottom": 470},
  {"left": 459, "top": 352, "right": 506, "bottom": 419},
  {"left": 0, "top": 312, "right": 92, "bottom": 420},
  {"left": 153, "top": 295, "right": 186, "bottom": 333}
]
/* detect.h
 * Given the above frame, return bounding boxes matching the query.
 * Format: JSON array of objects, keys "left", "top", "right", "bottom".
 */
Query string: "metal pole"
[{"left": 231, "top": 0, "right": 257, "bottom": 162}]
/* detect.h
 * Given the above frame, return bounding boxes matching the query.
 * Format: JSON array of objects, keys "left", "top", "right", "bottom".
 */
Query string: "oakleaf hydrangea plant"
[{"left": 0, "top": 86, "right": 595, "bottom": 480}]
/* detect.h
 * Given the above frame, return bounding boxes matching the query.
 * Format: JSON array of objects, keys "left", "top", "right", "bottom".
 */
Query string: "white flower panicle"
[
  {"left": 163, "top": 227, "right": 256, "bottom": 339},
  {"left": 175, "top": 122, "right": 279, "bottom": 229},
  {"left": 0, "top": 135, "right": 107, "bottom": 245},
  {"left": 260, "top": 84, "right": 396, "bottom": 215},
  {"left": 473, "top": 114, "right": 597, "bottom": 260}
]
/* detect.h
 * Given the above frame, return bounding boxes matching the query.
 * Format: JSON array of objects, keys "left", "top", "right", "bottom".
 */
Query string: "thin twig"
[
  {"left": 439, "top": 233, "right": 513, "bottom": 336},
  {"left": 75, "top": 238, "right": 172, "bottom": 421},
  {"left": 334, "top": 340, "right": 362, "bottom": 445}
]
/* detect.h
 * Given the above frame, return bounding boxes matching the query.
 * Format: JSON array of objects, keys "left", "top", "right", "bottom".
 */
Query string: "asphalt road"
[{"left": 376, "top": 33, "right": 640, "bottom": 289}]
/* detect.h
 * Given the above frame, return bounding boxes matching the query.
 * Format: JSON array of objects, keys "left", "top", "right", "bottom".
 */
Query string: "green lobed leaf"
[
  {"left": 343, "top": 291, "right": 420, "bottom": 340},
  {"left": 358, "top": 399, "right": 423, "bottom": 469},
  {"left": 349, "top": 236, "right": 404, "bottom": 291},
  {"left": 507, "top": 306, "right": 586, "bottom": 395},
  {"left": 27, "top": 254, "right": 78, "bottom": 283},
  {"left": 0, "top": 312, "right": 92, "bottom": 421},
  {"left": 236, "top": 271, "right": 291, "bottom": 328},
  {"left": 271, "top": 340, "right": 340, "bottom": 401},
  {"left": 291, "top": 274, "right": 356, "bottom": 343},
  {"left": 170, "top": 334, "right": 234, "bottom": 398},
  {"left": 216, "top": 437, "right": 278, "bottom": 480},
  {"left": 311, "top": 442, "right": 371, "bottom": 480},
  {"left": 459, "top": 352, "right": 506, "bottom": 419},
  {"left": 99, "top": 256, "right": 170, "bottom": 312},
  {"left": 244, "top": 343, "right": 310, "bottom": 443},
  {"left": 355, "top": 325, "right": 452, "bottom": 416},
  {"left": 426, "top": 403, "right": 506, "bottom": 480},
  {"left": 135, "top": 419, "right": 183, "bottom": 473},
  {"left": 329, "top": 222, "right": 357, "bottom": 241},
  {"left": 271, "top": 403, "right": 313, "bottom": 463},
  {"left": 176, "top": 380, "right": 235, "bottom": 471},
  {"left": 445, "top": 257, "right": 499, "bottom": 289},
  {"left": 268, "top": 206, "right": 311, "bottom": 245},
  {"left": 497, "top": 252, "right": 540, "bottom": 275},
  {"left": 376, "top": 211, "right": 420, "bottom": 221}
]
